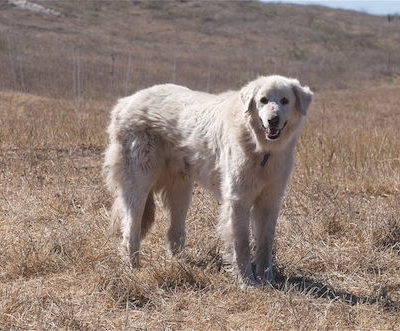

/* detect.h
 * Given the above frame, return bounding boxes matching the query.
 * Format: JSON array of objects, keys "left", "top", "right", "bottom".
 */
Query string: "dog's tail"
[
  {"left": 110, "top": 192, "right": 156, "bottom": 239},
  {"left": 140, "top": 191, "right": 156, "bottom": 239}
]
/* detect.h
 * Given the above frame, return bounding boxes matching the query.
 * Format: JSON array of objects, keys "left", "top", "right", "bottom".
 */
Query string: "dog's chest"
[
  {"left": 242, "top": 152, "right": 291, "bottom": 199},
  {"left": 192, "top": 151, "right": 288, "bottom": 201}
]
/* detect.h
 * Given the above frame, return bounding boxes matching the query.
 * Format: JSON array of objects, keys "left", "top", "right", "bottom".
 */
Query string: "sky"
[{"left": 262, "top": 1, "right": 400, "bottom": 16}]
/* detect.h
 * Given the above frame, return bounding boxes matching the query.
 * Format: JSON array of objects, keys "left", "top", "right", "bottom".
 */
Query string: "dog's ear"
[
  {"left": 240, "top": 81, "right": 259, "bottom": 113},
  {"left": 292, "top": 80, "right": 313, "bottom": 115}
]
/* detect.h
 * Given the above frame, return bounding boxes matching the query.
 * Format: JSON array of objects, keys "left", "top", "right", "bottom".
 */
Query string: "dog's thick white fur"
[{"left": 103, "top": 75, "right": 313, "bottom": 287}]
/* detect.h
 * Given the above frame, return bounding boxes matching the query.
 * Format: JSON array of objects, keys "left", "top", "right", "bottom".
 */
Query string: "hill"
[{"left": 1, "top": 0, "right": 399, "bottom": 98}]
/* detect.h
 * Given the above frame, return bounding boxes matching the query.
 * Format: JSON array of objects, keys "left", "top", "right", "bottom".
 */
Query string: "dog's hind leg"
[
  {"left": 161, "top": 177, "right": 193, "bottom": 255},
  {"left": 117, "top": 133, "right": 159, "bottom": 267},
  {"left": 119, "top": 172, "right": 153, "bottom": 268}
]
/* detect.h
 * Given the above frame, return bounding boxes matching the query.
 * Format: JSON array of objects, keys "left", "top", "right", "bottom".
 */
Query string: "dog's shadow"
[
  {"left": 183, "top": 251, "right": 398, "bottom": 311},
  {"left": 272, "top": 266, "right": 398, "bottom": 310}
]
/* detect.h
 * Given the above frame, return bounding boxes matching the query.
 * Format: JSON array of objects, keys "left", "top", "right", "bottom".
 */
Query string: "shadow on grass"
[
  {"left": 273, "top": 266, "right": 399, "bottom": 311},
  {"left": 183, "top": 249, "right": 398, "bottom": 310}
]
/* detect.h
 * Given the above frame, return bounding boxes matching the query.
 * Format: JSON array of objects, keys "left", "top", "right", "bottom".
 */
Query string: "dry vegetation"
[
  {"left": 1, "top": 0, "right": 400, "bottom": 330},
  {"left": 1, "top": 0, "right": 400, "bottom": 96}
]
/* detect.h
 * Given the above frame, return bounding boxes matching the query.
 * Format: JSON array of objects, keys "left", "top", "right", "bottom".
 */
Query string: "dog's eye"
[
  {"left": 260, "top": 97, "right": 269, "bottom": 104},
  {"left": 281, "top": 97, "right": 289, "bottom": 105}
]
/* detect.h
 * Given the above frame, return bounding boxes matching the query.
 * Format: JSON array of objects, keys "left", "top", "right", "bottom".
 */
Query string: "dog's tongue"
[{"left": 267, "top": 127, "right": 279, "bottom": 136}]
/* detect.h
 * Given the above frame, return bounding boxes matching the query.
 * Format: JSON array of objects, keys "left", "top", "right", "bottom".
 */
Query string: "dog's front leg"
[
  {"left": 220, "top": 200, "right": 260, "bottom": 288},
  {"left": 251, "top": 200, "right": 281, "bottom": 284}
]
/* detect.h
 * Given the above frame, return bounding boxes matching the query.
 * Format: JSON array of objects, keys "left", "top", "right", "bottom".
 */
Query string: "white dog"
[{"left": 103, "top": 75, "right": 313, "bottom": 287}]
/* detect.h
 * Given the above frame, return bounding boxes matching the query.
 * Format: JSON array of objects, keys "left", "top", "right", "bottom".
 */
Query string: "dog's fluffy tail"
[
  {"left": 110, "top": 192, "right": 156, "bottom": 239},
  {"left": 140, "top": 192, "right": 156, "bottom": 239}
]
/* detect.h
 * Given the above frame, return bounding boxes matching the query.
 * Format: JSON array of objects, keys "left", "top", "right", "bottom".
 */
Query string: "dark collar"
[{"left": 260, "top": 152, "right": 271, "bottom": 167}]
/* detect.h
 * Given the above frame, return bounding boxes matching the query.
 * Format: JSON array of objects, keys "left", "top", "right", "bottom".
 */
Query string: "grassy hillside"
[
  {"left": 1, "top": 0, "right": 400, "bottom": 97},
  {"left": 0, "top": 1, "right": 399, "bottom": 329}
]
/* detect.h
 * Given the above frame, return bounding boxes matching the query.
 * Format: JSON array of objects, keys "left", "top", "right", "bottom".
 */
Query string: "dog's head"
[{"left": 240, "top": 75, "right": 313, "bottom": 150}]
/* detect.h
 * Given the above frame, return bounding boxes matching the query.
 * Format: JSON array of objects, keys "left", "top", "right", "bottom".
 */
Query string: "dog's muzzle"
[{"left": 263, "top": 121, "right": 287, "bottom": 141}]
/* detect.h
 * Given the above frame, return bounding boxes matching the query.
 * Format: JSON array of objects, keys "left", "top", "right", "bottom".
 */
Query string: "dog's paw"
[
  {"left": 253, "top": 263, "right": 275, "bottom": 285},
  {"left": 239, "top": 274, "right": 262, "bottom": 289},
  {"left": 119, "top": 243, "right": 140, "bottom": 268},
  {"left": 261, "top": 267, "right": 275, "bottom": 284}
]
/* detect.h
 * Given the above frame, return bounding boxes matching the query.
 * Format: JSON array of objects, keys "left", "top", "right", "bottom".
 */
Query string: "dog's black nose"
[{"left": 268, "top": 116, "right": 280, "bottom": 127}]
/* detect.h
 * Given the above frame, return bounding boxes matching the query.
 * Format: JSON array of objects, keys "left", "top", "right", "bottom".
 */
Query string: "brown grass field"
[{"left": 1, "top": 1, "right": 400, "bottom": 329}]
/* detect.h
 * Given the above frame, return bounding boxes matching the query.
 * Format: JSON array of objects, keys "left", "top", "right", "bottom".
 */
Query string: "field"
[{"left": 1, "top": 1, "right": 400, "bottom": 329}]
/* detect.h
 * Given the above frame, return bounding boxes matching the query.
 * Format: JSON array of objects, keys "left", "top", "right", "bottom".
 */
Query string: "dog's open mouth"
[
  {"left": 266, "top": 127, "right": 281, "bottom": 140},
  {"left": 265, "top": 121, "right": 287, "bottom": 141}
]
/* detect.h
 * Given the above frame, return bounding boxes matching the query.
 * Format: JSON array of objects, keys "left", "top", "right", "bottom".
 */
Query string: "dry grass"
[
  {"left": 1, "top": 78, "right": 399, "bottom": 329},
  {"left": 1, "top": 0, "right": 400, "bottom": 97},
  {"left": 1, "top": 1, "right": 400, "bottom": 329}
]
